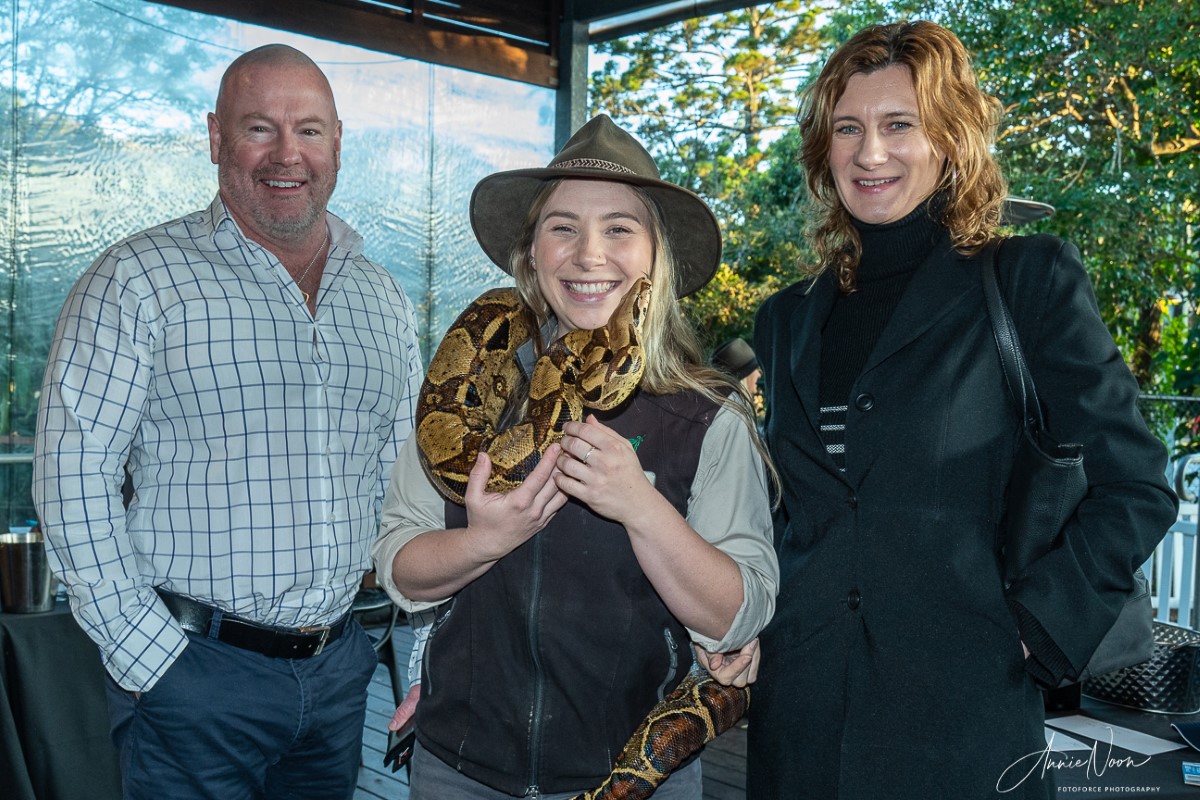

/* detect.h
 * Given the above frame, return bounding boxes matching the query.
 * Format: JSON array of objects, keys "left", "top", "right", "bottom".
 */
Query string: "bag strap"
[{"left": 981, "top": 241, "right": 1045, "bottom": 432}]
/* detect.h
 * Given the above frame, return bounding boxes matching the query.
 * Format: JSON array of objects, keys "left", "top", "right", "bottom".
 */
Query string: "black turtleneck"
[{"left": 818, "top": 199, "right": 944, "bottom": 470}]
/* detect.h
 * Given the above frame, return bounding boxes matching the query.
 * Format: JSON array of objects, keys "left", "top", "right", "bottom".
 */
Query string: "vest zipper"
[
  {"left": 526, "top": 531, "right": 546, "bottom": 796},
  {"left": 656, "top": 627, "right": 680, "bottom": 700},
  {"left": 420, "top": 598, "right": 455, "bottom": 698}
]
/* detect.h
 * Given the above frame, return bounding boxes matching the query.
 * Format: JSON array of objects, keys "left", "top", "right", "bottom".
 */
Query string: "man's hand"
[
  {"left": 388, "top": 683, "right": 420, "bottom": 733},
  {"left": 384, "top": 683, "right": 420, "bottom": 774},
  {"left": 695, "top": 639, "right": 761, "bottom": 688}
]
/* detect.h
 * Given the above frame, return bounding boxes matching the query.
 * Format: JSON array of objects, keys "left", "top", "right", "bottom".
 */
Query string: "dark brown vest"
[{"left": 417, "top": 389, "right": 719, "bottom": 795}]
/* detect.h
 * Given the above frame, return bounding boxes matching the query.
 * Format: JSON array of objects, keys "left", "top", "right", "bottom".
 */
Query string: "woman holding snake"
[{"left": 371, "top": 115, "right": 779, "bottom": 799}]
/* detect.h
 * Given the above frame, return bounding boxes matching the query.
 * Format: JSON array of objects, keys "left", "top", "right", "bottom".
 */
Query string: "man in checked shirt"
[{"left": 32, "top": 44, "right": 421, "bottom": 799}]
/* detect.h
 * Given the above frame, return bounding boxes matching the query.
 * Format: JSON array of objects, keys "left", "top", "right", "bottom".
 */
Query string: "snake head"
[
  {"left": 625, "top": 275, "right": 652, "bottom": 334},
  {"left": 575, "top": 276, "right": 652, "bottom": 410}
]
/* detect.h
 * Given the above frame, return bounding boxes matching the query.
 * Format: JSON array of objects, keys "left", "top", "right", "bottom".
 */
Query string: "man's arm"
[{"left": 33, "top": 246, "right": 186, "bottom": 692}]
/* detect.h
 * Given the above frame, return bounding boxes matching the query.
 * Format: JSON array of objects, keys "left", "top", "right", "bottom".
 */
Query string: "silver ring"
[{"left": 582, "top": 446, "right": 595, "bottom": 466}]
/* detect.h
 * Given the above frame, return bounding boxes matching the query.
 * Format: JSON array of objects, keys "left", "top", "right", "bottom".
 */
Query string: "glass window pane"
[{"left": 0, "top": 0, "right": 554, "bottom": 525}]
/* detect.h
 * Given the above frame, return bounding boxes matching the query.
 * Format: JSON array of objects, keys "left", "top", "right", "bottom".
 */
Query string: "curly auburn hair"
[{"left": 798, "top": 20, "right": 1008, "bottom": 291}]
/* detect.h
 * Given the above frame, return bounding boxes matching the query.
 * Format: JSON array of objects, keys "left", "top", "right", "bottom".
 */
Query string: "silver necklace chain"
[{"left": 297, "top": 227, "right": 329, "bottom": 303}]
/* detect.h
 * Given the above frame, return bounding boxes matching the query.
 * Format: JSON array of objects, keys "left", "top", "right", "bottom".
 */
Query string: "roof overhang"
[{"left": 151, "top": 1, "right": 766, "bottom": 87}]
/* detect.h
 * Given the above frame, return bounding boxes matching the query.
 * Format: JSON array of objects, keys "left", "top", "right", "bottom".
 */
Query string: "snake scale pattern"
[
  {"left": 415, "top": 277, "right": 750, "bottom": 798},
  {"left": 416, "top": 276, "right": 652, "bottom": 504},
  {"left": 570, "top": 673, "right": 750, "bottom": 800}
]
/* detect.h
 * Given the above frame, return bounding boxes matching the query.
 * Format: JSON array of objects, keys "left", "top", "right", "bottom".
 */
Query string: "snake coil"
[{"left": 414, "top": 277, "right": 748, "bottom": 798}]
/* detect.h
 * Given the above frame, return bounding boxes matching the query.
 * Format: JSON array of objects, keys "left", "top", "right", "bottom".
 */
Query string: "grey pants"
[{"left": 408, "top": 739, "right": 704, "bottom": 799}]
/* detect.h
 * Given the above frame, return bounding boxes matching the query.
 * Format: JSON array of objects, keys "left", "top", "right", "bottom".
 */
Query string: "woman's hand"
[
  {"left": 695, "top": 639, "right": 761, "bottom": 687},
  {"left": 554, "top": 415, "right": 655, "bottom": 523},
  {"left": 463, "top": 444, "right": 569, "bottom": 563},
  {"left": 556, "top": 414, "right": 744, "bottom": 641},
  {"left": 392, "top": 443, "right": 568, "bottom": 602}
]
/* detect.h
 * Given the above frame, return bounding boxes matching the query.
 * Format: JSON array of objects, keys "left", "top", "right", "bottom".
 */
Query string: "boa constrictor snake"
[{"left": 414, "top": 277, "right": 750, "bottom": 798}]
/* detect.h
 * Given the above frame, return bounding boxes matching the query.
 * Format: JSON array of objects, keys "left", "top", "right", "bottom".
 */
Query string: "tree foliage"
[
  {"left": 1, "top": 1, "right": 222, "bottom": 418},
  {"left": 591, "top": 0, "right": 1199, "bottom": 412},
  {"left": 590, "top": 1, "right": 827, "bottom": 346},
  {"left": 828, "top": 0, "right": 1199, "bottom": 389},
  {"left": 1, "top": 0, "right": 219, "bottom": 140}
]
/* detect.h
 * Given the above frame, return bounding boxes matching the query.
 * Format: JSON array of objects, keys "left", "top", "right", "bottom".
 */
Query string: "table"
[
  {"left": 1042, "top": 690, "right": 1200, "bottom": 798},
  {"left": 0, "top": 599, "right": 121, "bottom": 800}
]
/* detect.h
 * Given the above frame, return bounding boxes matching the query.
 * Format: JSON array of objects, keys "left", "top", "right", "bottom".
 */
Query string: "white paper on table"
[
  {"left": 1044, "top": 714, "right": 1186, "bottom": 756},
  {"left": 1044, "top": 727, "right": 1093, "bottom": 751}
]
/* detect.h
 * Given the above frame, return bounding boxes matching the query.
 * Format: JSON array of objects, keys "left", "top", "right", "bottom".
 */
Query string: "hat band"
[{"left": 553, "top": 158, "right": 637, "bottom": 175}]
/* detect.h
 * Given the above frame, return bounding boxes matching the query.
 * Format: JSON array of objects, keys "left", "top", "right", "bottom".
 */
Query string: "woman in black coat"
[{"left": 746, "top": 21, "right": 1178, "bottom": 799}]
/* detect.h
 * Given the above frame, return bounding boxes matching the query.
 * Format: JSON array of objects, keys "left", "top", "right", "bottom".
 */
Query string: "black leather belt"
[{"left": 156, "top": 588, "right": 349, "bottom": 659}]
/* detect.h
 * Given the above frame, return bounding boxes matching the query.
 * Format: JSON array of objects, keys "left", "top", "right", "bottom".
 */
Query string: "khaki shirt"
[{"left": 372, "top": 399, "right": 778, "bottom": 653}]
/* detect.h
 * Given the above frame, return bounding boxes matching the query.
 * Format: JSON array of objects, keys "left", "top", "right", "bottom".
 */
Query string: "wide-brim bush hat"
[
  {"left": 470, "top": 114, "right": 722, "bottom": 298},
  {"left": 711, "top": 337, "right": 759, "bottom": 380}
]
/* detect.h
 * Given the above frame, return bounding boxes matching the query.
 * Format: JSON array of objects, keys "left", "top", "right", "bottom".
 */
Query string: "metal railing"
[{"left": 2, "top": 393, "right": 1196, "bottom": 524}]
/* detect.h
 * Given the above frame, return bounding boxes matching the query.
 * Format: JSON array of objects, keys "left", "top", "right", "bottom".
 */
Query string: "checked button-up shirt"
[{"left": 34, "top": 195, "right": 422, "bottom": 692}]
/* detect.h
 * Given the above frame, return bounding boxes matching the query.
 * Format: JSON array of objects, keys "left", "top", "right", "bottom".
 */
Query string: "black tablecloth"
[
  {"left": 0, "top": 599, "right": 121, "bottom": 800},
  {"left": 1044, "top": 690, "right": 1200, "bottom": 798}
]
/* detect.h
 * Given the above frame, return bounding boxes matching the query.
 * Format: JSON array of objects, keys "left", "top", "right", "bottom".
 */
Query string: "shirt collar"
[{"left": 204, "top": 194, "right": 364, "bottom": 258}]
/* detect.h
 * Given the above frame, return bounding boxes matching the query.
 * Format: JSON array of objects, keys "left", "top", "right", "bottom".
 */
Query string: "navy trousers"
[{"left": 104, "top": 620, "right": 377, "bottom": 800}]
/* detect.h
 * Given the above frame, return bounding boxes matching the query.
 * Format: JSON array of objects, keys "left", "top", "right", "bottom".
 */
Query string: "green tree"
[
  {"left": 593, "top": 0, "right": 1198, "bottom": 396},
  {"left": 824, "top": 0, "right": 1199, "bottom": 393},
  {"left": 590, "top": 1, "right": 828, "bottom": 346}
]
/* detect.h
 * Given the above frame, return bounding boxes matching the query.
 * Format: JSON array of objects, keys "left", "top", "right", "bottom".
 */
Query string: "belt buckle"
[{"left": 299, "top": 624, "right": 332, "bottom": 657}]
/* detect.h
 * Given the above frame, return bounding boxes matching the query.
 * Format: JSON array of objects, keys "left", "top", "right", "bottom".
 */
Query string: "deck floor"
[{"left": 354, "top": 622, "right": 748, "bottom": 799}]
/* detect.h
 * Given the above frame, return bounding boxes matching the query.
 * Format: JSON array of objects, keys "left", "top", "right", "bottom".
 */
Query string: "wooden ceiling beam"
[{"left": 152, "top": 0, "right": 559, "bottom": 88}]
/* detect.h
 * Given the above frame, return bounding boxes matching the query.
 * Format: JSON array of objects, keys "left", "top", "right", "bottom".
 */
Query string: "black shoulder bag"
[{"left": 983, "top": 245, "right": 1153, "bottom": 684}]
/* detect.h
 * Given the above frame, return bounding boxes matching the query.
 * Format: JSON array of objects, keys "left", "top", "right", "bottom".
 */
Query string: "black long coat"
[{"left": 748, "top": 233, "right": 1177, "bottom": 799}]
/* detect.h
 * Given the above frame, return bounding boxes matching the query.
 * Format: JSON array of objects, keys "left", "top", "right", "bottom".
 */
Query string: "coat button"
[
  {"left": 846, "top": 493, "right": 858, "bottom": 510},
  {"left": 847, "top": 589, "right": 862, "bottom": 610},
  {"left": 854, "top": 392, "right": 874, "bottom": 411}
]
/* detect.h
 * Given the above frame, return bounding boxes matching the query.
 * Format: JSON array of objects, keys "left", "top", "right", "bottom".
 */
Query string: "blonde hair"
[
  {"left": 506, "top": 179, "right": 778, "bottom": 491},
  {"left": 799, "top": 20, "right": 1008, "bottom": 291}
]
